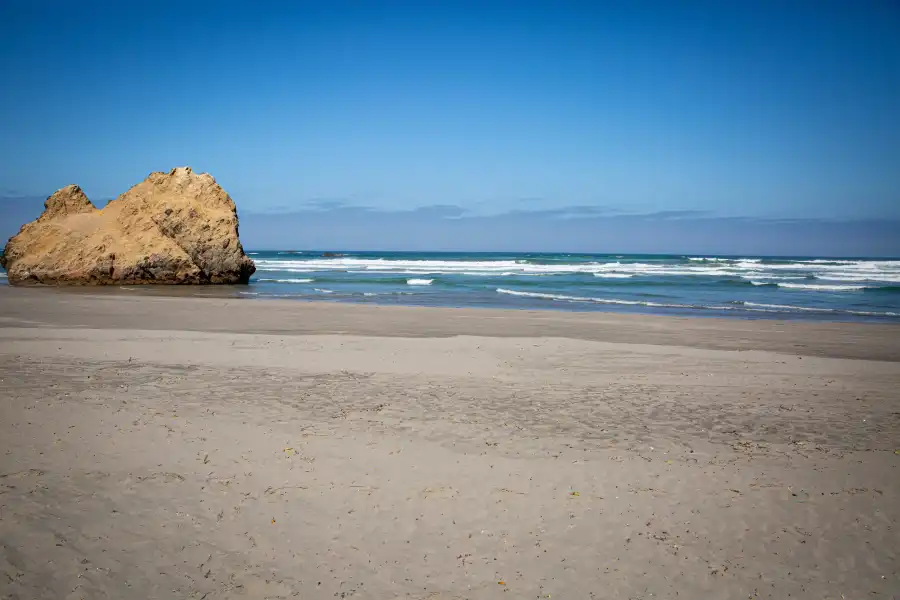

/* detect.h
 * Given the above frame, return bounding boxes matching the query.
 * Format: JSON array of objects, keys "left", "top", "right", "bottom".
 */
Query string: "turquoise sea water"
[
  {"left": 3, "top": 251, "right": 898, "bottom": 321},
  {"left": 242, "top": 251, "right": 900, "bottom": 321}
]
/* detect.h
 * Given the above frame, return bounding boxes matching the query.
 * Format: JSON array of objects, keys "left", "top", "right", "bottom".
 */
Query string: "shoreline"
[
  {"left": 245, "top": 251, "right": 900, "bottom": 322},
  {"left": 3, "top": 273, "right": 900, "bottom": 325},
  {"left": 1, "top": 285, "right": 899, "bottom": 361},
  {"left": 8, "top": 247, "right": 900, "bottom": 325}
]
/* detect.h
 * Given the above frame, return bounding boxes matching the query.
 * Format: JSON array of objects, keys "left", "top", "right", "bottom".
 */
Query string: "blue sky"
[{"left": 1, "top": 0, "right": 898, "bottom": 254}]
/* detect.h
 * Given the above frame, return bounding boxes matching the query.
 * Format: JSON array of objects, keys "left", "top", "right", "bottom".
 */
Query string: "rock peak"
[{"left": 40, "top": 185, "right": 95, "bottom": 221}]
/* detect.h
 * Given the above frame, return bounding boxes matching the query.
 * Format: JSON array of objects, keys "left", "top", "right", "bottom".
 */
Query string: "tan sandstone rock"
[{"left": 0, "top": 167, "right": 255, "bottom": 285}]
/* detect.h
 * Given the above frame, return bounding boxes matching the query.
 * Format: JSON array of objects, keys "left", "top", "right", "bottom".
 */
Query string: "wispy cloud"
[
  {"left": 238, "top": 202, "right": 900, "bottom": 256},
  {"left": 301, "top": 199, "right": 358, "bottom": 211},
  {"left": 411, "top": 204, "right": 467, "bottom": 218},
  {"left": 505, "top": 205, "right": 621, "bottom": 219},
  {"left": 632, "top": 209, "right": 711, "bottom": 220},
  {"left": 247, "top": 202, "right": 623, "bottom": 220},
  {"left": 5, "top": 192, "right": 897, "bottom": 256}
]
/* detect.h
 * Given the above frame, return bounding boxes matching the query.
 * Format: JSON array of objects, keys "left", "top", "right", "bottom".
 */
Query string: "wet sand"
[{"left": 1, "top": 286, "right": 899, "bottom": 599}]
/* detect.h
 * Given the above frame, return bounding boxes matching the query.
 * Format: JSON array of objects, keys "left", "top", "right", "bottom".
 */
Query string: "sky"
[{"left": 1, "top": 0, "right": 898, "bottom": 255}]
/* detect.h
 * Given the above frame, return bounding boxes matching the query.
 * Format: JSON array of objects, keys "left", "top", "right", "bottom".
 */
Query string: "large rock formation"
[{"left": 1, "top": 167, "right": 255, "bottom": 285}]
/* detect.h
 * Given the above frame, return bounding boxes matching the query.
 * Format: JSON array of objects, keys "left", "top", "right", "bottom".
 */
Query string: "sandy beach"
[{"left": 1, "top": 286, "right": 899, "bottom": 599}]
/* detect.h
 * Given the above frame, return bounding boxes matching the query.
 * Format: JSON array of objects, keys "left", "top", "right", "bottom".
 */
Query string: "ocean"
[
  {"left": 242, "top": 251, "right": 900, "bottom": 321},
  {"left": 2, "top": 251, "right": 898, "bottom": 321}
]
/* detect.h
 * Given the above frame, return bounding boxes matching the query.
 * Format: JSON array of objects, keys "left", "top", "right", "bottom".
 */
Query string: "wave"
[
  {"left": 252, "top": 256, "right": 900, "bottom": 283},
  {"left": 407, "top": 278, "right": 433, "bottom": 286},
  {"left": 313, "top": 288, "right": 334, "bottom": 294},
  {"left": 496, "top": 288, "right": 699, "bottom": 309},
  {"left": 748, "top": 260, "right": 900, "bottom": 272},
  {"left": 798, "top": 259, "right": 868, "bottom": 265},
  {"left": 817, "top": 273, "right": 900, "bottom": 283},
  {"left": 737, "top": 301, "right": 898, "bottom": 317},
  {"left": 257, "top": 278, "right": 314, "bottom": 283},
  {"left": 687, "top": 257, "right": 764, "bottom": 265},
  {"left": 255, "top": 259, "right": 751, "bottom": 278},
  {"left": 686, "top": 256, "right": 760, "bottom": 263},
  {"left": 775, "top": 282, "right": 867, "bottom": 291},
  {"left": 747, "top": 280, "right": 899, "bottom": 291},
  {"left": 740, "top": 274, "right": 810, "bottom": 280},
  {"left": 497, "top": 288, "right": 899, "bottom": 317}
]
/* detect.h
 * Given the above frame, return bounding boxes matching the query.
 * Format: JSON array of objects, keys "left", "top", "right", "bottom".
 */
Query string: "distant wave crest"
[
  {"left": 258, "top": 278, "right": 314, "bottom": 283},
  {"left": 775, "top": 282, "right": 867, "bottom": 291},
  {"left": 252, "top": 256, "right": 900, "bottom": 284},
  {"left": 241, "top": 252, "right": 900, "bottom": 319}
]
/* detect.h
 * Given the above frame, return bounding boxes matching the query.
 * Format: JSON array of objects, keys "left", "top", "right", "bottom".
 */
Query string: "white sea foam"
[
  {"left": 750, "top": 260, "right": 900, "bottom": 274},
  {"left": 0, "top": 273, "right": 7, "bottom": 278},
  {"left": 258, "top": 278, "right": 314, "bottom": 283},
  {"left": 776, "top": 282, "right": 867, "bottom": 291},
  {"left": 313, "top": 288, "right": 334, "bottom": 294},
  {"left": 495, "top": 288, "right": 897, "bottom": 317},
  {"left": 407, "top": 278, "right": 433, "bottom": 285},
  {"left": 739, "top": 301, "right": 898, "bottom": 317},
  {"left": 496, "top": 288, "right": 701, "bottom": 309},
  {"left": 740, "top": 301, "right": 833, "bottom": 313},
  {"left": 819, "top": 273, "right": 900, "bottom": 283},
  {"left": 497, "top": 288, "right": 580, "bottom": 301},
  {"left": 251, "top": 257, "right": 900, "bottom": 289},
  {"left": 799, "top": 259, "right": 861, "bottom": 265},
  {"left": 740, "top": 274, "right": 808, "bottom": 280},
  {"left": 254, "top": 257, "right": 650, "bottom": 276}
]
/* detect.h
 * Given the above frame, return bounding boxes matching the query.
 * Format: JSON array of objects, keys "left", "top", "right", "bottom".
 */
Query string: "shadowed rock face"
[{"left": 0, "top": 167, "right": 255, "bottom": 285}]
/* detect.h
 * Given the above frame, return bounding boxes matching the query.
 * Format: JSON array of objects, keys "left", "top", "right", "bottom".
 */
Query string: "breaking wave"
[
  {"left": 774, "top": 282, "right": 867, "bottom": 291},
  {"left": 257, "top": 278, "right": 314, "bottom": 283},
  {"left": 245, "top": 252, "right": 900, "bottom": 320},
  {"left": 497, "top": 288, "right": 899, "bottom": 317}
]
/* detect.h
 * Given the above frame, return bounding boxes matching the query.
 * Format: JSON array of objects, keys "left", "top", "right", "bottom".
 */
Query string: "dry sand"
[{"left": 1, "top": 286, "right": 899, "bottom": 599}]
